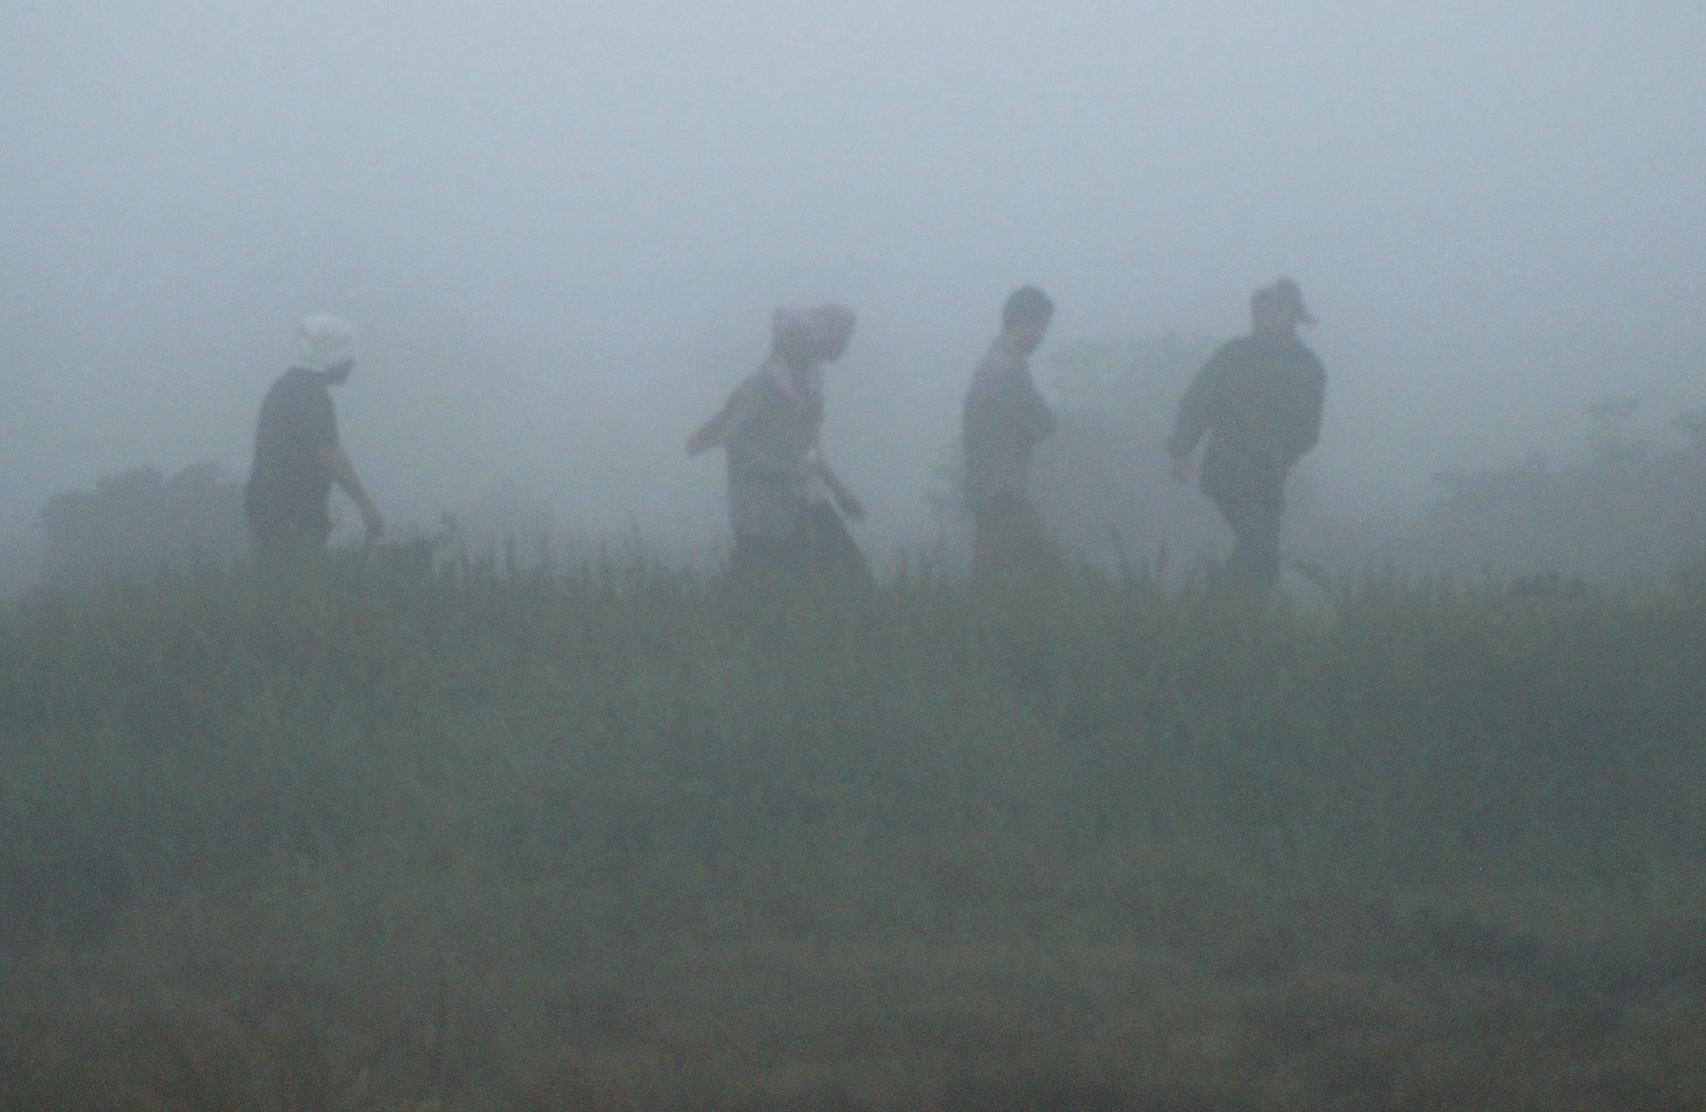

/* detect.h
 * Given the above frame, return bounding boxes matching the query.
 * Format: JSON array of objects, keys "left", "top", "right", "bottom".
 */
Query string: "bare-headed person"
[
  {"left": 962, "top": 286, "right": 1060, "bottom": 583},
  {"left": 243, "top": 313, "right": 383, "bottom": 555}
]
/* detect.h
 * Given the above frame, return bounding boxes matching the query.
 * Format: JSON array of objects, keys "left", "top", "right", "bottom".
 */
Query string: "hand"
[{"left": 1169, "top": 455, "right": 1194, "bottom": 485}]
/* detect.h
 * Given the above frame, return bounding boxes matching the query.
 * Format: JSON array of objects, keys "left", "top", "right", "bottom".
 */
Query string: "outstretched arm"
[
  {"left": 686, "top": 407, "right": 732, "bottom": 456},
  {"left": 318, "top": 442, "right": 383, "bottom": 541}
]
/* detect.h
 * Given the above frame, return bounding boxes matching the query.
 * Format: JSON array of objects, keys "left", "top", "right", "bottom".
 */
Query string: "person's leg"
[
  {"left": 1211, "top": 488, "right": 1283, "bottom": 595},
  {"left": 972, "top": 504, "right": 997, "bottom": 580},
  {"left": 973, "top": 494, "right": 1059, "bottom": 586},
  {"left": 1006, "top": 496, "right": 1060, "bottom": 581},
  {"left": 732, "top": 534, "right": 799, "bottom": 579}
]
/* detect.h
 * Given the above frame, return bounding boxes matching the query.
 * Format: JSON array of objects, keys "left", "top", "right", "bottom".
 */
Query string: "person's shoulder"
[
  {"left": 1200, "top": 334, "right": 1257, "bottom": 376},
  {"left": 725, "top": 365, "right": 777, "bottom": 419},
  {"left": 278, "top": 366, "right": 332, "bottom": 393},
  {"left": 1288, "top": 340, "right": 1325, "bottom": 376},
  {"left": 974, "top": 338, "right": 1025, "bottom": 380},
  {"left": 263, "top": 366, "right": 317, "bottom": 403},
  {"left": 1217, "top": 334, "right": 1262, "bottom": 358},
  {"left": 733, "top": 365, "right": 778, "bottom": 399}
]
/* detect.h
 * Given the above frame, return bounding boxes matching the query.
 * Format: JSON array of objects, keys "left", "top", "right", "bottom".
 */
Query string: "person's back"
[{"left": 245, "top": 366, "right": 339, "bottom": 548}]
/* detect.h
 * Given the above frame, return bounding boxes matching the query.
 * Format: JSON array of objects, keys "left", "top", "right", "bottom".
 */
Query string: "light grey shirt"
[{"left": 961, "top": 337, "right": 1056, "bottom": 510}]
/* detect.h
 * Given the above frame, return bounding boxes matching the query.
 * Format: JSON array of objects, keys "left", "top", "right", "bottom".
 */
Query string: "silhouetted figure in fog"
[
  {"left": 687, "top": 304, "right": 870, "bottom": 586},
  {"left": 963, "top": 286, "right": 1059, "bottom": 582},
  {"left": 1167, "top": 278, "right": 1324, "bottom": 596},
  {"left": 244, "top": 313, "right": 383, "bottom": 554}
]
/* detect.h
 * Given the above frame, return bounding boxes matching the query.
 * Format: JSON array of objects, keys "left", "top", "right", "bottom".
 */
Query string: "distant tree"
[
  {"left": 38, "top": 463, "right": 247, "bottom": 586},
  {"left": 1402, "top": 397, "right": 1706, "bottom": 580}
]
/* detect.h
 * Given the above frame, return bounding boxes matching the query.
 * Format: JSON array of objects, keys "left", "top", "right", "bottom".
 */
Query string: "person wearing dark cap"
[
  {"left": 687, "top": 303, "right": 869, "bottom": 585},
  {"left": 1167, "top": 278, "right": 1325, "bottom": 595},
  {"left": 243, "top": 313, "right": 384, "bottom": 554},
  {"left": 962, "top": 286, "right": 1060, "bottom": 582}
]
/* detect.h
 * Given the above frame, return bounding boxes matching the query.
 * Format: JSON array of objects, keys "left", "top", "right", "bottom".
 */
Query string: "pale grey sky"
[{"left": 2, "top": 1, "right": 1702, "bottom": 546}]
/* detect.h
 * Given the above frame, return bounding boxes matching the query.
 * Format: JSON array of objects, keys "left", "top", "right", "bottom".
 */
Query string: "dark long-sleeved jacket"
[{"left": 1167, "top": 334, "right": 1325, "bottom": 501}]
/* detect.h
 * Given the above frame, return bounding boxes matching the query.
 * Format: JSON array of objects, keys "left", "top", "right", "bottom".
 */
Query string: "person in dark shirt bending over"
[
  {"left": 1167, "top": 278, "right": 1325, "bottom": 596},
  {"left": 244, "top": 313, "right": 383, "bottom": 554},
  {"left": 962, "top": 286, "right": 1058, "bottom": 582}
]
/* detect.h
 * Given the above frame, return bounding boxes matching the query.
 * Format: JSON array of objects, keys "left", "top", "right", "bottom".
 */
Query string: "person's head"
[
  {"left": 294, "top": 313, "right": 356, "bottom": 383},
  {"left": 1000, "top": 286, "right": 1054, "bottom": 355},
  {"left": 802, "top": 302, "right": 856, "bottom": 361},
  {"left": 771, "top": 302, "right": 858, "bottom": 366},
  {"left": 1251, "top": 278, "right": 1313, "bottom": 340}
]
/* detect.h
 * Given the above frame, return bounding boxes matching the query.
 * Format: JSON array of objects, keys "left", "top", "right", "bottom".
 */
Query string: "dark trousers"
[
  {"left": 1208, "top": 484, "right": 1284, "bottom": 592},
  {"left": 247, "top": 512, "right": 332, "bottom": 556}
]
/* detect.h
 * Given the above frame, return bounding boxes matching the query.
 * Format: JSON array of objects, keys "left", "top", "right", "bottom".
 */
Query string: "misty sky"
[{"left": 2, "top": 1, "right": 1702, "bottom": 549}]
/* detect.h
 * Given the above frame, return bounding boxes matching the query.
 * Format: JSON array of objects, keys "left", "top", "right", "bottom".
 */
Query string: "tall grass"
[{"left": 2, "top": 546, "right": 1704, "bottom": 1110}]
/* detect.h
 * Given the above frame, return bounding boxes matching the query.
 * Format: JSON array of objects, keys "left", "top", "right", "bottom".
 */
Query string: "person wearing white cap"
[
  {"left": 1167, "top": 278, "right": 1325, "bottom": 596},
  {"left": 243, "top": 313, "right": 383, "bottom": 552}
]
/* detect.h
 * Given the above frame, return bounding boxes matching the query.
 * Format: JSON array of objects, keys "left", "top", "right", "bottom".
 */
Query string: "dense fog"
[{"left": 3, "top": 1, "right": 1702, "bottom": 573}]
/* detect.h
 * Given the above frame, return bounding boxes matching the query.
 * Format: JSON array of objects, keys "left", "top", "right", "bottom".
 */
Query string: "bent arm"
[
  {"left": 317, "top": 442, "right": 383, "bottom": 540},
  {"left": 1167, "top": 351, "right": 1228, "bottom": 461}
]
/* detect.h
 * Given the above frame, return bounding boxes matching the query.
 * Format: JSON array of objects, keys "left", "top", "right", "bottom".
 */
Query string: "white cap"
[{"left": 294, "top": 313, "right": 356, "bottom": 372}]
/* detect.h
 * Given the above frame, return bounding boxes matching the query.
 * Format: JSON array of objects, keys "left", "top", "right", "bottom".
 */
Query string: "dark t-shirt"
[{"left": 244, "top": 368, "right": 338, "bottom": 543}]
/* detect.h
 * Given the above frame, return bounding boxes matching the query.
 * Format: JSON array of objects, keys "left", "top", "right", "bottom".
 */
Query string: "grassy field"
[{"left": 2, "top": 544, "right": 1705, "bottom": 1110}]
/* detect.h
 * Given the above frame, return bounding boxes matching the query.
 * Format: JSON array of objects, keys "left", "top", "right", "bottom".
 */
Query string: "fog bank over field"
[{"left": 2, "top": 2, "right": 1702, "bottom": 557}]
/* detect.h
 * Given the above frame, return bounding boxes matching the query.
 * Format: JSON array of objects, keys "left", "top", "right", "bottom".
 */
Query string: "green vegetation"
[{"left": 3, "top": 546, "right": 1706, "bottom": 1110}]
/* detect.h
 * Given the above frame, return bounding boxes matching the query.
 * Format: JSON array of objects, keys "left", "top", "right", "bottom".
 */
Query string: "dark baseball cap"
[{"left": 1254, "top": 278, "right": 1314, "bottom": 325}]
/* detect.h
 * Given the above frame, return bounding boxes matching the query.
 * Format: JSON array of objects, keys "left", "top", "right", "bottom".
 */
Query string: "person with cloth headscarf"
[
  {"left": 1167, "top": 278, "right": 1325, "bottom": 596},
  {"left": 243, "top": 313, "right": 383, "bottom": 553},
  {"left": 687, "top": 302, "right": 869, "bottom": 584}
]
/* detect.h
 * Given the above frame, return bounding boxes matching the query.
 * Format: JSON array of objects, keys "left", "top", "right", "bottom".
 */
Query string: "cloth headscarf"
[
  {"left": 769, "top": 302, "right": 855, "bottom": 411},
  {"left": 772, "top": 302, "right": 856, "bottom": 358}
]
